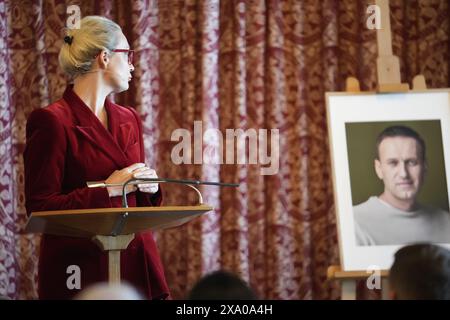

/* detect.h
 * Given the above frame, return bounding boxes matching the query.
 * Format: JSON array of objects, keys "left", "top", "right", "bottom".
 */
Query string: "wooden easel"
[{"left": 327, "top": 0, "right": 427, "bottom": 299}]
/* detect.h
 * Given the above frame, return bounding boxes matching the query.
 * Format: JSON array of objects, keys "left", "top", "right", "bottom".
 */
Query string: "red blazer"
[{"left": 24, "top": 87, "right": 170, "bottom": 300}]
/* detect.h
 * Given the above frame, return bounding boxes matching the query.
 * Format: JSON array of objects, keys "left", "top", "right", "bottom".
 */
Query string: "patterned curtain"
[{"left": 0, "top": 0, "right": 449, "bottom": 299}]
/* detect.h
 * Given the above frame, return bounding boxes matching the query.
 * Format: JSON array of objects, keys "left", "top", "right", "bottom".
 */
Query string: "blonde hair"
[{"left": 59, "top": 16, "right": 121, "bottom": 78}]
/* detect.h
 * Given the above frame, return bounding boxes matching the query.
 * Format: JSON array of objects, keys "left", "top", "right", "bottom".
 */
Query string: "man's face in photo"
[{"left": 375, "top": 136, "right": 426, "bottom": 203}]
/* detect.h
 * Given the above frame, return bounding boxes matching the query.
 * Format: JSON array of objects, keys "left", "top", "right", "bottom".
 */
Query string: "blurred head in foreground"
[
  {"left": 188, "top": 270, "right": 257, "bottom": 300},
  {"left": 73, "top": 282, "right": 144, "bottom": 300},
  {"left": 389, "top": 243, "right": 450, "bottom": 300}
]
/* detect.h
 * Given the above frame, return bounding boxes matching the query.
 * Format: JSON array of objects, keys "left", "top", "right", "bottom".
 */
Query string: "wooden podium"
[{"left": 24, "top": 205, "right": 213, "bottom": 284}]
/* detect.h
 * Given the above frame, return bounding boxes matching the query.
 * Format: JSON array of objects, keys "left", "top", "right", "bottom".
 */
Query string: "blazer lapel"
[
  {"left": 63, "top": 87, "right": 129, "bottom": 169},
  {"left": 105, "top": 99, "right": 136, "bottom": 153},
  {"left": 74, "top": 125, "right": 128, "bottom": 168}
]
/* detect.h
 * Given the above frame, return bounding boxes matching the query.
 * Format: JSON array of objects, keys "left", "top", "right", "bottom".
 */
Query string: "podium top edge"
[{"left": 29, "top": 205, "right": 214, "bottom": 217}]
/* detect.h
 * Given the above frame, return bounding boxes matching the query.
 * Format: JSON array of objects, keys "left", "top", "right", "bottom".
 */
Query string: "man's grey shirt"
[{"left": 353, "top": 196, "right": 450, "bottom": 246}]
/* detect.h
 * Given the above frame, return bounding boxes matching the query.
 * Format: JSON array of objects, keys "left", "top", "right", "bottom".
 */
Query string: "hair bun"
[{"left": 64, "top": 35, "right": 73, "bottom": 45}]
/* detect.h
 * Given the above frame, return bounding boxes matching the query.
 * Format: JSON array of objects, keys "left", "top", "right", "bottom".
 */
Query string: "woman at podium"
[{"left": 23, "top": 16, "right": 170, "bottom": 300}]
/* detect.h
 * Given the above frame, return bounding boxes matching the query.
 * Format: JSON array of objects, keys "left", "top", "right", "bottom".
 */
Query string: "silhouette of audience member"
[
  {"left": 188, "top": 270, "right": 257, "bottom": 300},
  {"left": 73, "top": 282, "right": 144, "bottom": 300},
  {"left": 389, "top": 243, "right": 450, "bottom": 300}
]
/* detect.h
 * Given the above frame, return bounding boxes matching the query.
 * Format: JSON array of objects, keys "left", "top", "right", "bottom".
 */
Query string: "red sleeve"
[
  {"left": 128, "top": 107, "right": 162, "bottom": 207},
  {"left": 23, "top": 108, "right": 112, "bottom": 216}
]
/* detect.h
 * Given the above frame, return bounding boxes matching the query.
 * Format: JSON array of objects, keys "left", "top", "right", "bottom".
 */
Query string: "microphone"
[{"left": 86, "top": 178, "right": 239, "bottom": 208}]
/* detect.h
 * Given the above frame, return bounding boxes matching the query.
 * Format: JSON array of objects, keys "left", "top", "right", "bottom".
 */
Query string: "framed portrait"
[{"left": 326, "top": 89, "right": 450, "bottom": 271}]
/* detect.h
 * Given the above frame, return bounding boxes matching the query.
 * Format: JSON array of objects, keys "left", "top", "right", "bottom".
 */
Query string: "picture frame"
[{"left": 326, "top": 89, "right": 450, "bottom": 271}]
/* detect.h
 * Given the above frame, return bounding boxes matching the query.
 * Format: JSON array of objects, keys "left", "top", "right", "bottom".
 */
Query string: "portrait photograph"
[{"left": 327, "top": 90, "right": 450, "bottom": 271}]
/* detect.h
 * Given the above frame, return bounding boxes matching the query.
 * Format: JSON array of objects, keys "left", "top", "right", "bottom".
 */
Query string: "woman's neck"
[{"left": 73, "top": 74, "right": 111, "bottom": 116}]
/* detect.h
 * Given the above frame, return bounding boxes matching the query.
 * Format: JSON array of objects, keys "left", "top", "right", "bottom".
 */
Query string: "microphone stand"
[
  {"left": 86, "top": 178, "right": 237, "bottom": 236},
  {"left": 87, "top": 178, "right": 239, "bottom": 208}
]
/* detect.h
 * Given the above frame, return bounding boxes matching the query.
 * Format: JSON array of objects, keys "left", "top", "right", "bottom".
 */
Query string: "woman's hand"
[
  {"left": 132, "top": 166, "right": 159, "bottom": 194},
  {"left": 105, "top": 163, "right": 146, "bottom": 197}
]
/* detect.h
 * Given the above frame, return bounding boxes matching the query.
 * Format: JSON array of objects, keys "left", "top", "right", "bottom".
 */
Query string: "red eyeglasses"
[{"left": 112, "top": 49, "right": 134, "bottom": 65}]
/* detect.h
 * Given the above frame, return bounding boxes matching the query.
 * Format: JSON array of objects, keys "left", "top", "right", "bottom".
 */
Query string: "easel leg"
[
  {"left": 381, "top": 278, "right": 390, "bottom": 300},
  {"left": 341, "top": 280, "right": 356, "bottom": 300}
]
